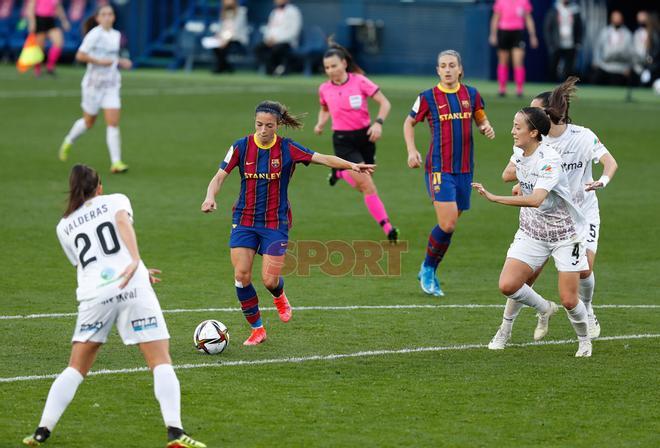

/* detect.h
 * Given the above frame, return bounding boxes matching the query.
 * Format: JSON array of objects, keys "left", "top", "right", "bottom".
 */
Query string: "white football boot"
[
  {"left": 488, "top": 326, "right": 511, "bottom": 350},
  {"left": 533, "top": 301, "right": 560, "bottom": 341},
  {"left": 575, "top": 336, "right": 593, "bottom": 357},
  {"left": 588, "top": 313, "right": 601, "bottom": 339}
]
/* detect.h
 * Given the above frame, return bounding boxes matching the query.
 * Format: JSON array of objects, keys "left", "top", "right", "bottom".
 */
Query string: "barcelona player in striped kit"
[
  {"left": 403, "top": 50, "right": 495, "bottom": 296},
  {"left": 202, "top": 101, "right": 375, "bottom": 345}
]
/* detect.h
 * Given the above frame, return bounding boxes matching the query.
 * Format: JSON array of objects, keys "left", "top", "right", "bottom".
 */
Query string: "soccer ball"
[{"left": 193, "top": 320, "right": 229, "bottom": 354}]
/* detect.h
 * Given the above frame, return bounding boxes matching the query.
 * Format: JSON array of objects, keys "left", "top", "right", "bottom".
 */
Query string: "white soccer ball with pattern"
[{"left": 193, "top": 320, "right": 229, "bottom": 354}]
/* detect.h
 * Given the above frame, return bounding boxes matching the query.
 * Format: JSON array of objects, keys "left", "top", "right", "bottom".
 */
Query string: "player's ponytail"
[
  {"left": 64, "top": 164, "right": 100, "bottom": 217},
  {"left": 323, "top": 41, "right": 365, "bottom": 75},
  {"left": 82, "top": 4, "right": 114, "bottom": 36},
  {"left": 537, "top": 76, "right": 579, "bottom": 125},
  {"left": 255, "top": 100, "right": 305, "bottom": 130},
  {"left": 519, "top": 107, "right": 551, "bottom": 141}
]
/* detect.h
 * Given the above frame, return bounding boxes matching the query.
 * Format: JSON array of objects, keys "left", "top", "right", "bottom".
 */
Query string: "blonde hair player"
[{"left": 403, "top": 49, "right": 495, "bottom": 296}]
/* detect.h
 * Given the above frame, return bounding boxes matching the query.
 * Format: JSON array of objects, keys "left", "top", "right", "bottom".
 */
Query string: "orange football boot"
[
  {"left": 243, "top": 327, "right": 267, "bottom": 346},
  {"left": 273, "top": 293, "right": 292, "bottom": 322}
]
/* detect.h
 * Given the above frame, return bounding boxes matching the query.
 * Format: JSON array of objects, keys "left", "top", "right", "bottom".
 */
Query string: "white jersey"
[
  {"left": 511, "top": 143, "right": 585, "bottom": 243},
  {"left": 79, "top": 25, "right": 122, "bottom": 89},
  {"left": 543, "top": 124, "right": 609, "bottom": 221},
  {"left": 56, "top": 194, "right": 149, "bottom": 302}
]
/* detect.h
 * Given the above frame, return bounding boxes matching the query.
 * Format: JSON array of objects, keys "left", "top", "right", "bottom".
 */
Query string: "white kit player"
[
  {"left": 472, "top": 107, "right": 592, "bottom": 357},
  {"left": 58, "top": 4, "right": 131, "bottom": 174},
  {"left": 494, "top": 77, "right": 618, "bottom": 344},
  {"left": 23, "top": 165, "right": 205, "bottom": 448}
]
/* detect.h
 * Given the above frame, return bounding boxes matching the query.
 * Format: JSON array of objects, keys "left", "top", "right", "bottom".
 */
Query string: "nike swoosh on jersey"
[{"left": 246, "top": 161, "right": 255, "bottom": 165}]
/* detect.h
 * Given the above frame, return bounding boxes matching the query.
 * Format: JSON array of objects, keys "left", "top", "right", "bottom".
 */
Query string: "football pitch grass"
[{"left": 0, "top": 65, "right": 658, "bottom": 447}]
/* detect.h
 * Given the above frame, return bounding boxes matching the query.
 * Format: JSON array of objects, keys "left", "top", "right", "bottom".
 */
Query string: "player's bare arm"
[
  {"left": 366, "top": 91, "right": 391, "bottom": 143},
  {"left": 115, "top": 210, "right": 141, "bottom": 289},
  {"left": 314, "top": 105, "right": 331, "bottom": 135},
  {"left": 502, "top": 161, "right": 517, "bottom": 182},
  {"left": 311, "top": 152, "right": 375, "bottom": 174},
  {"left": 201, "top": 168, "right": 229, "bottom": 213},
  {"left": 472, "top": 183, "right": 549, "bottom": 207},
  {"left": 403, "top": 116, "right": 422, "bottom": 168},
  {"left": 585, "top": 153, "right": 618, "bottom": 191}
]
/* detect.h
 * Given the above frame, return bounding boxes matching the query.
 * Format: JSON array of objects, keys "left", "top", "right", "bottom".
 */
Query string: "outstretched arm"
[
  {"left": 201, "top": 169, "right": 229, "bottom": 213},
  {"left": 311, "top": 152, "right": 375, "bottom": 175},
  {"left": 472, "top": 183, "right": 548, "bottom": 207}
]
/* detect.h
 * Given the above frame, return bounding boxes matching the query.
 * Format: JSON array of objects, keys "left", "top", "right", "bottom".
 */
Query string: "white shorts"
[
  {"left": 72, "top": 284, "right": 169, "bottom": 345},
  {"left": 506, "top": 229, "right": 589, "bottom": 272},
  {"left": 583, "top": 209, "right": 600, "bottom": 254},
  {"left": 81, "top": 85, "right": 121, "bottom": 115}
]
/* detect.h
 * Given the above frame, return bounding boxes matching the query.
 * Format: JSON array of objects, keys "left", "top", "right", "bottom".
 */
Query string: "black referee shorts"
[
  {"left": 497, "top": 29, "right": 525, "bottom": 50},
  {"left": 332, "top": 128, "right": 376, "bottom": 164},
  {"left": 35, "top": 16, "right": 57, "bottom": 33}
]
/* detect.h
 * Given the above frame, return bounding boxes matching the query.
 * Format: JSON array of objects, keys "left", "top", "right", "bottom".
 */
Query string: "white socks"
[
  {"left": 106, "top": 126, "right": 122, "bottom": 164},
  {"left": 501, "top": 298, "right": 524, "bottom": 333},
  {"left": 579, "top": 273, "right": 595, "bottom": 315},
  {"left": 153, "top": 364, "right": 182, "bottom": 429},
  {"left": 565, "top": 300, "right": 589, "bottom": 337},
  {"left": 38, "top": 367, "right": 84, "bottom": 430},
  {"left": 65, "top": 118, "right": 88, "bottom": 144},
  {"left": 506, "top": 284, "right": 551, "bottom": 314}
]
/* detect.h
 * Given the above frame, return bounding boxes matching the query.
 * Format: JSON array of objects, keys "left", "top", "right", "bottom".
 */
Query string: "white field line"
[
  {"left": 0, "top": 85, "right": 287, "bottom": 99},
  {"left": 1, "top": 333, "right": 658, "bottom": 384},
  {"left": 0, "top": 303, "right": 658, "bottom": 321}
]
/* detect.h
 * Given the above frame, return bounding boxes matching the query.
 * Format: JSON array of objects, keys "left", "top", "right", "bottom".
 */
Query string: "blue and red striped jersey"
[
  {"left": 220, "top": 134, "right": 315, "bottom": 230},
  {"left": 409, "top": 83, "right": 485, "bottom": 174}
]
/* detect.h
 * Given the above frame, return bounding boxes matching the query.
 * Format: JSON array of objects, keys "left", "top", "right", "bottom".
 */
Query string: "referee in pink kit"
[{"left": 314, "top": 44, "right": 399, "bottom": 242}]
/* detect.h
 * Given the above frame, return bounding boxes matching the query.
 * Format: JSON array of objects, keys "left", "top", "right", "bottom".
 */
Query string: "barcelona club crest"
[
  {"left": 271, "top": 158, "right": 280, "bottom": 169},
  {"left": 461, "top": 99, "right": 470, "bottom": 109}
]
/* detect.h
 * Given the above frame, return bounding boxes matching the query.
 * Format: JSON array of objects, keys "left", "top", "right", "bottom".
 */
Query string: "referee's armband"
[{"left": 474, "top": 109, "right": 488, "bottom": 124}]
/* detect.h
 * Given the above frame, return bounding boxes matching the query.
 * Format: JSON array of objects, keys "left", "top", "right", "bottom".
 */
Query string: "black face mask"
[
  {"left": 276, "top": 3, "right": 286, "bottom": 9},
  {"left": 613, "top": 24, "right": 622, "bottom": 29}
]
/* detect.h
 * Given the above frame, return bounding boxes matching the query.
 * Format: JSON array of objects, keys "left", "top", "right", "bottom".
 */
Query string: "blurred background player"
[
  {"left": 314, "top": 43, "right": 398, "bottom": 243},
  {"left": 58, "top": 4, "right": 131, "bottom": 174},
  {"left": 23, "top": 164, "right": 205, "bottom": 448},
  {"left": 472, "top": 106, "right": 591, "bottom": 357},
  {"left": 26, "top": 0, "right": 70, "bottom": 76},
  {"left": 211, "top": 0, "right": 248, "bottom": 74},
  {"left": 201, "top": 100, "right": 375, "bottom": 346},
  {"left": 489, "top": 0, "right": 538, "bottom": 97},
  {"left": 494, "top": 77, "right": 618, "bottom": 342},
  {"left": 403, "top": 50, "right": 495, "bottom": 296}
]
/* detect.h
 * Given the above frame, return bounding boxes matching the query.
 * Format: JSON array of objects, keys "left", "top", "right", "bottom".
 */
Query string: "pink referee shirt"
[
  {"left": 35, "top": 0, "right": 59, "bottom": 17},
  {"left": 493, "top": 0, "right": 532, "bottom": 31},
  {"left": 319, "top": 73, "right": 379, "bottom": 131}
]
